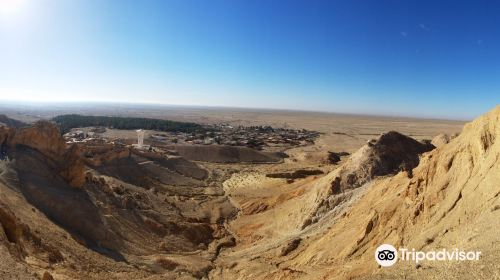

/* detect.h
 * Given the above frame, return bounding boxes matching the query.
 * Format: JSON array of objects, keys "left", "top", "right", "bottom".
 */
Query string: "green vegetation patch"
[{"left": 52, "top": 114, "right": 207, "bottom": 134}]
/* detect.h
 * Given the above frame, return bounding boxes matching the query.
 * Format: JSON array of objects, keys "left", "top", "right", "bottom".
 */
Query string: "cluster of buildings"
[
  {"left": 63, "top": 130, "right": 96, "bottom": 143},
  {"left": 64, "top": 124, "right": 320, "bottom": 150},
  {"left": 151, "top": 125, "right": 320, "bottom": 150}
]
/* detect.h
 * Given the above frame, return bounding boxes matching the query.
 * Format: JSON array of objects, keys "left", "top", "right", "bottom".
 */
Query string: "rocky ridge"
[
  {"left": 0, "top": 120, "right": 237, "bottom": 279},
  {"left": 211, "top": 105, "right": 500, "bottom": 280}
]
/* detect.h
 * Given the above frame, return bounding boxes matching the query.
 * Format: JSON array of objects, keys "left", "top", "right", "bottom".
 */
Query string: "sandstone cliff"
[{"left": 5, "top": 121, "right": 85, "bottom": 188}]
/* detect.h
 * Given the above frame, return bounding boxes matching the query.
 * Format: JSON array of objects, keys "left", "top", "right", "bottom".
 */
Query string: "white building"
[{"left": 136, "top": 129, "right": 145, "bottom": 148}]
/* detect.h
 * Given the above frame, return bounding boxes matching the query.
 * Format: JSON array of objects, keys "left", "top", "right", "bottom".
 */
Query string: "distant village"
[{"left": 63, "top": 123, "right": 320, "bottom": 151}]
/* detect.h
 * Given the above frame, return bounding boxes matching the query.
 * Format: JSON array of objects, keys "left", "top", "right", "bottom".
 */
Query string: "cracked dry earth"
[{"left": 0, "top": 106, "right": 499, "bottom": 280}]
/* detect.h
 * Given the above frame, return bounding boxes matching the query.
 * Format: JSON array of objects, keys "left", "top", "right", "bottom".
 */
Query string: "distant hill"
[{"left": 52, "top": 114, "right": 207, "bottom": 134}]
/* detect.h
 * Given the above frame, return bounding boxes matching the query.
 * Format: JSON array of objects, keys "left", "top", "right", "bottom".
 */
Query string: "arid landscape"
[
  {"left": 1, "top": 1, "right": 500, "bottom": 279},
  {"left": 1, "top": 104, "right": 498, "bottom": 279}
]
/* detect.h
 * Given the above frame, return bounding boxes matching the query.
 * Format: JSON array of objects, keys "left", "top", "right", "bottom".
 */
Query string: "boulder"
[
  {"left": 327, "top": 151, "right": 350, "bottom": 164},
  {"left": 431, "top": 133, "right": 451, "bottom": 148},
  {"left": 279, "top": 238, "right": 302, "bottom": 256}
]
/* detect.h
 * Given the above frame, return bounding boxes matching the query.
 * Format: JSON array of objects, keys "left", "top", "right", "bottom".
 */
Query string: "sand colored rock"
[
  {"left": 279, "top": 238, "right": 301, "bottom": 256},
  {"left": 431, "top": 133, "right": 451, "bottom": 147},
  {"left": 9, "top": 121, "right": 67, "bottom": 159},
  {"left": 308, "top": 131, "right": 434, "bottom": 223},
  {"left": 6, "top": 121, "right": 85, "bottom": 188},
  {"left": 331, "top": 131, "right": 434, "bottom": 193}
]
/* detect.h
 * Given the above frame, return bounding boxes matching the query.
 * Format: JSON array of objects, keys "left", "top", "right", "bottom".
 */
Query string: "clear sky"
[{"left": 0, "top": 0, "right": 498, "bottom": 119}]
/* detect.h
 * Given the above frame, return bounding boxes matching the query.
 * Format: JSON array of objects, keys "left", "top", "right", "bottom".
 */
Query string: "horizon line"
[{"left": 0, "top": 99, "right": 471, "bottom": 122}]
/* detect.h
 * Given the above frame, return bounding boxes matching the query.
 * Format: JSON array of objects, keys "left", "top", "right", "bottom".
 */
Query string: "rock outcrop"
[
  {"left": 327, "top": 151, "right": 349, "bottom": 164},
  {"left": 278, "top": 237, "right": 302, "bottom": 256},
  {"left": 0, "top": 201, "right": 64, "bottom": 265},
  {"left": 6, "top": 121, "right": 85, "bottom": 188},
  {"left": 431, "top": 133, "right": 451, "bottom": 148},
  {"left": 308, "top": 131, "right": 435, "bottom": 224},
  {"left": 266, "top": 169, "right": 324, "bottom": 180},
  {"left": 9, "top": 121, "right": 67, "bottom": 159},
  {"left": 325, "top": 131, "right": 435, "bottom": 195},
  {"left": 0, "top": 126, "right": 10, "bottom": 160}
]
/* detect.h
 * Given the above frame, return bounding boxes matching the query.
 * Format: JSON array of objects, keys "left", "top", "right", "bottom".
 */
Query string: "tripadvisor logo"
[
  {"left": 375, "top": 244, "right": 481, "bottom": 267},
  {"left": 375, "top": 244, "right": 398, "bottom": 267}
]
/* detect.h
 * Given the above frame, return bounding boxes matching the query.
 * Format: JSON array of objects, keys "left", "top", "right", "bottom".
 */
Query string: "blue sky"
[{"left": 0, "top": 0, "right": 498, "bottom": 119}]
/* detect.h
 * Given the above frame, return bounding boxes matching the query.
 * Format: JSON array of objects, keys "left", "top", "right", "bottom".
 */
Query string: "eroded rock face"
[
  {"left": 11, "top": 146, "right": 119, "bottom": 253},
  {"left": 431, "top": 133, "right": 451, "bottom": 148},
  {"left": 0, "top": 121, "right": 123, "bottom": 258},
  {"left": 60, "top": 144, "right": 86, "bottom": 188},
  {"left": 82, "top": 143, "right": 131, "bottom": 167},
  {"left": 7, "top": 121, "right": 85, "bottom": 188},
  {"left": 0, "top": 126, "right": 10, "bottom": 160},
  {"left": 0, "top": 126, "right": 10, "bottom": 143},
  {"left": 278, "top": 238, "right": 301, "bottom": 256},
  {"left": 327, "top": 151, "right": 349, "bottom": 164},
  {"left": 266, "top": 169, "right": 324, "bottom": 180},
  {"left": 9, "top": 121, "right": 67, "bottom": 159},
  {"left": 0, "top": 201, "right": 64, "bottom": 264},
  {"left": 308, "top": 131, "right": 435, "bottom": 226},
  {"left": 330, "top": 131, "right": 435, "bottom": 194}
]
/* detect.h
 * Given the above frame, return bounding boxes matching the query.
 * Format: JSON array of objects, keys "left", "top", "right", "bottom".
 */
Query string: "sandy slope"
[{"left": 211, "top": 105, "right": 500, "bottom": 279}]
